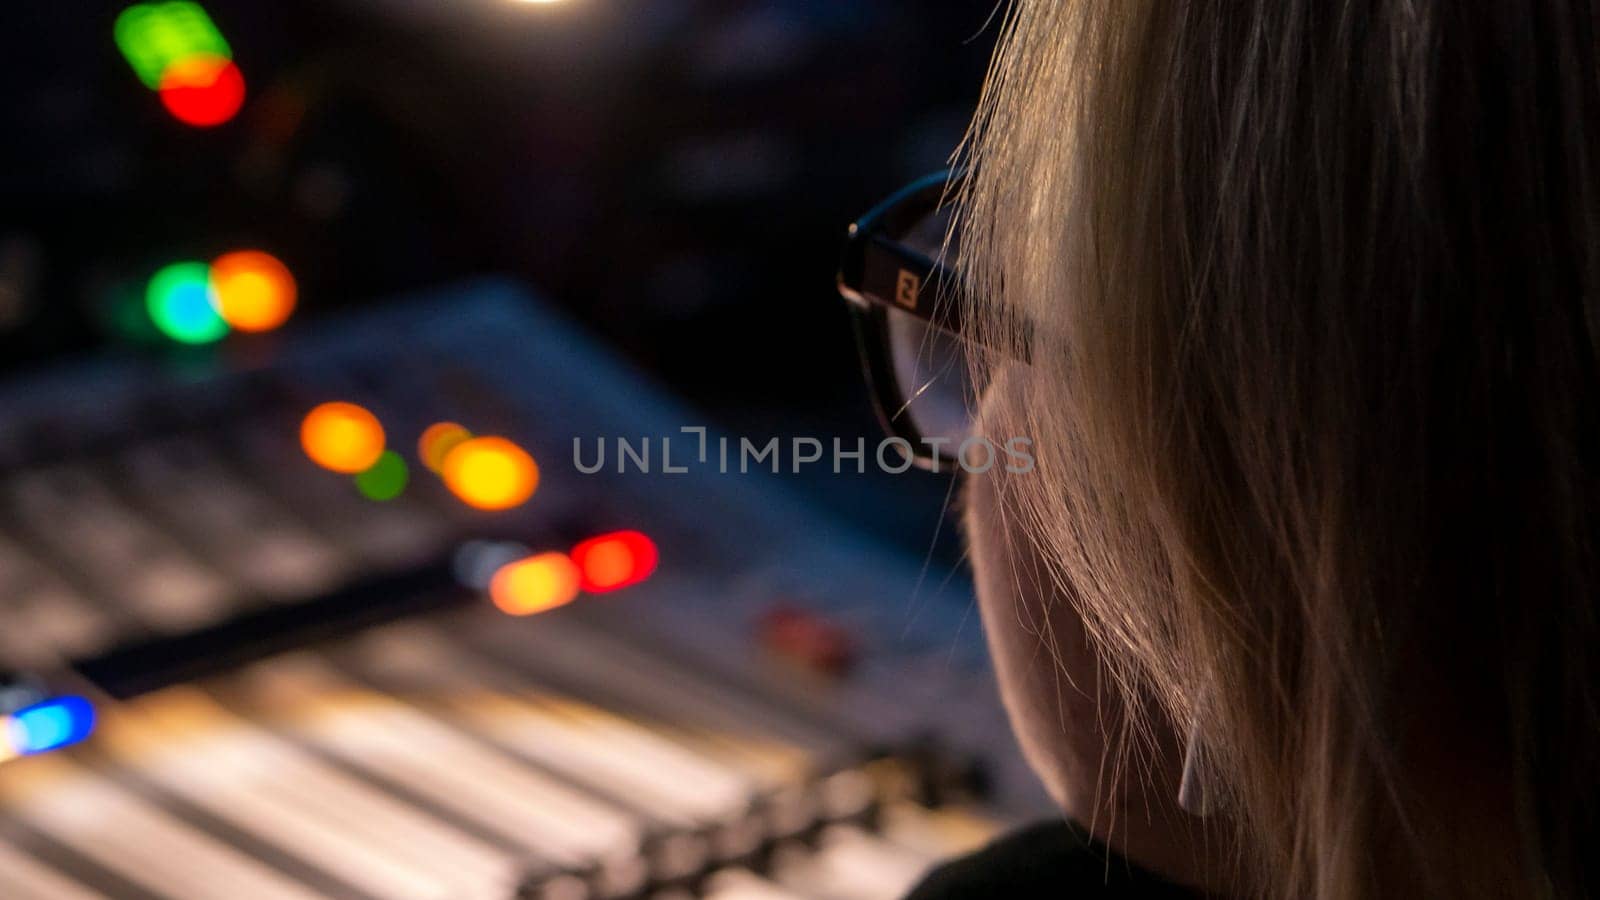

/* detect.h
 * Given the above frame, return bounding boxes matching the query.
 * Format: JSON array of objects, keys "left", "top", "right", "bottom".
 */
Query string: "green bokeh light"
[
  {"left": 355, "top": 450, "right": 409, "bottom": 502},
  {"left": 114, "top": 2, "right": 233, "bottom": 90},
  {"left": 146, "top": 261, "right": 229, "bottom": 345}
]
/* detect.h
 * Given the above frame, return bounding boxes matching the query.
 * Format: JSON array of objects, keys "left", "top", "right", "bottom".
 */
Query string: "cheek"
[{"left": 964, "top": 466, "right": 1106, "bottom": 814}]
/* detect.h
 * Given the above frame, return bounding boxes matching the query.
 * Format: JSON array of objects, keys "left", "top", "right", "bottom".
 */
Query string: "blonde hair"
[{"left": 958, "top": 1, "right": 1600, "bottom": 896}]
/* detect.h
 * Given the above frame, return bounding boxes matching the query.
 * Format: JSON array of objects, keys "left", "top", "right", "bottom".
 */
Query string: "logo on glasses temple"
[{"left": 894, "top": 269, "right": 921, "bottom": 311}]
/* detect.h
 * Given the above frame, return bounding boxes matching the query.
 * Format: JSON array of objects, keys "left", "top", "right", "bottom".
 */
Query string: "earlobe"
[{"left": 1176, "top": 718, "right": 1217, "bottom": 816}]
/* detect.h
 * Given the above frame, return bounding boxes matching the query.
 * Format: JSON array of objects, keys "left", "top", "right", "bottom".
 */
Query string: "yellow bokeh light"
[
  {"left": 300, "top": 402, "right": 386, "bottom": 474},
  {"left": 210, "top": 250, "right": 296, "bottom": 332},
  {"left": 489, "top": 552, "right": 579, "bottom": 616},
  {"left": 418, "top": 422, "right": 472, "bottom": 474},
  {"left": 441, "top": 436, "right": 540, "bottom": 510}
]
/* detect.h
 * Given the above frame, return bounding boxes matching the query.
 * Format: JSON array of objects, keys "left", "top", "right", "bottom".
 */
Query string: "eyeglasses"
[{"left": 837, "top": 171, "right": 989, "bottom": 472}]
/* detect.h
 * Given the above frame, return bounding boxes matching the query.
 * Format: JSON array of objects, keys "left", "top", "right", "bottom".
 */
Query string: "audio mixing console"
[{"left": 0, "top": 280, "right": 1044, "bottom": 900}]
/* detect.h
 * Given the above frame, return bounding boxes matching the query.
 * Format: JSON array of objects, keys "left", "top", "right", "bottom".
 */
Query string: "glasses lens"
[
  {"left": 883, "top": 205, "right": 973, "bottom": 452},
  {"left": 886, "top": 303, "right": 973, "bottom": 450}
]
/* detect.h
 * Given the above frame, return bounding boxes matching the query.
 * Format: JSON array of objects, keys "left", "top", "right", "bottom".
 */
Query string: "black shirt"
[{"left": 904, "top": 820, "right": 1201, "bottom": 899}]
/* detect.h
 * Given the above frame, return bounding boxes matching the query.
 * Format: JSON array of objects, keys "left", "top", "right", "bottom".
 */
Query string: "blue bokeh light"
[{"left": 7, "top": 696, "right": 96, "bottom": 755}]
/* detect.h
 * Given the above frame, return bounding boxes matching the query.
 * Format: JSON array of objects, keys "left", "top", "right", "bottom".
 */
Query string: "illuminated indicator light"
[
  {"left": 5, "top": 696, "right": 96, "bottom": 755},
  {"left": 114, "top": 2, "right": 233, "bottom": 90},
  {"left": 146, "top": 261, "right": 228, "bottom": 344},
  {"left": 490, "top": 552, "right": 580, "bottom": 616},
  {"left": 757, "top": 606, "right": 858, "bottom": 677},
  {"left": 440, "top": 437, "right": 539, "bottom": 510},
  {"left": 354, "top": 450, "right": 409, "bottom": 501},
  {"left": 418, "top": 422, "right": 472, "bottom": 474},
  {"left": 158, "top": 54, "right": 245, "bottom": 127},
  {"left": 572, "top": 530, "right": 658, "bottom": 592},
  {"left": 209, "top": 250, "right": 295, "bottom": 332},
  {"left": 300, "top": 402, "right": 386, "bottom": 474}
]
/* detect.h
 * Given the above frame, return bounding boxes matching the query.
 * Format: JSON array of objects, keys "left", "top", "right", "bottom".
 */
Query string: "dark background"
[{"left": 0, "top": 0, "right": 1000, "bottom": 560}]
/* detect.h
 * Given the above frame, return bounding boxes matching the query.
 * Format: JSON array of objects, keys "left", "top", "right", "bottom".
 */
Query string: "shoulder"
[{"left": 903, "top": 819, "right": 1203, "bottom": 900}]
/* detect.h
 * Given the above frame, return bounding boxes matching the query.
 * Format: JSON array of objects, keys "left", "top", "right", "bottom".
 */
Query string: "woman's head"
[{"left": 958, "top": 2, "right": 1600, "bottom": 896}]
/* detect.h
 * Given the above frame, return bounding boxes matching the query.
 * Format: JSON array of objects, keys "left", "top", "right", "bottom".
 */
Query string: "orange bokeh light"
[
  {"left": 157, "top": 54, "right": 246, "bottom": 127},
  {"left": 210, "top": 250, "right": 296, "bottom": 332},
  {"left": 440, "top": 436, "right": 539, "bottom": 510},
  {"left": 418, "top": 422, "right": 472, "bottom": 474},
  {"left": 572, "top": 530, "right": 658, "bottom": 592},
  {"left": 300, "top": 402, "right": 386, "bottom": 474},
  {"left": 489, "top": 552, "right": 580, "bottom": 616}
]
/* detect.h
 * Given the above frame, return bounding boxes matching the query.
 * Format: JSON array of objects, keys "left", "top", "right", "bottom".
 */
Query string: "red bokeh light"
[
  {"left": 571, "top": 531, "right": 658, "bottom": 593},
  {"left": 158, "top": 55, "right": 246, "bottom": 127},
  {"left": 756, "top": 605, "right": 857, "bottom": 677}
]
